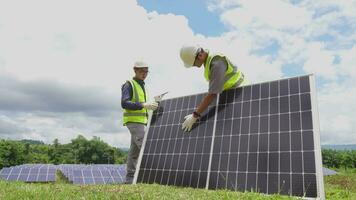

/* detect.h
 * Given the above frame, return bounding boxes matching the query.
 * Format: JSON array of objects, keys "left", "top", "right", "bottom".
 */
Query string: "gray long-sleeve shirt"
[
  {"left": 208, "top": 56, "right": 229, "bottom": 94},
  {"left": 121, "top": 78, "right": 146, "bottom": 110}
]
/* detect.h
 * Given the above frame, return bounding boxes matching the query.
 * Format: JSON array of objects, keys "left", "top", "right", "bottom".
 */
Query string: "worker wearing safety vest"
[
  {"left": 121, "top": 60, "right": 158, "bottom": 183},
  {"left": 179, "top": 44, "right": 246, "bottom": 132}
]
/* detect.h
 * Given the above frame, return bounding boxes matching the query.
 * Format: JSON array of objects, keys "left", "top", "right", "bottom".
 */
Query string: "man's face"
[
  {"left": 193, "top": 51, "right": 204, "bottom": 68},
  {"left": 134, "top": 67, "right": 149, "bottom": 80}
]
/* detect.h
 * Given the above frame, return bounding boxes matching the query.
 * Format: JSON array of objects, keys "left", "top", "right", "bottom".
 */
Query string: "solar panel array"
[
  {"left": 322, "top": 167, "right": 337, "bottom": 176},
  {"left": 0, "top": 164, "right": 126, "bottom": 185},
  {"left": 58, "top": 164, "right": 126, "bottom": 184},
  {"left": 0, "top": 164, "right": 57, "bottom": 182},
  {"left": 134, "top": 75, "right": 324, "bottom": 199}
]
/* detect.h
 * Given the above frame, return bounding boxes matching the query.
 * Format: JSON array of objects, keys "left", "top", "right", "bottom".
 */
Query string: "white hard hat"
[
  {"left": 133, "top": 60, "right": 148, "bottom": 68},
  {"left": 180, "top": 44, "right": 201, "bottom": 68}
]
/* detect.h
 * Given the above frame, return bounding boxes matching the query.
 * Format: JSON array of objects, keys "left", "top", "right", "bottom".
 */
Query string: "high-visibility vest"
[
  {"left": 123, "top": 79, "right": 148, "bottom": 125},
  {"left": 204, "top": 53, "right": 244, "bottom": 90}
]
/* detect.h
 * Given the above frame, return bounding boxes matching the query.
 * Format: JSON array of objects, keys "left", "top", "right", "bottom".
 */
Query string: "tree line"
[
  {"left": 322, "top": 149, "right": 356, "bottom": 170},
  {"left": 0, "top": 135, "right": 127, "bottom": 169},
  {"left": 1, "top": 136, "right": 355, "bottom": 170}
]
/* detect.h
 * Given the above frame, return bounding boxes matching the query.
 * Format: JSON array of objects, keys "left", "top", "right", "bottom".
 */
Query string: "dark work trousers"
[{"left": 125, "top": 123, "right": 145, "bottom": 183}]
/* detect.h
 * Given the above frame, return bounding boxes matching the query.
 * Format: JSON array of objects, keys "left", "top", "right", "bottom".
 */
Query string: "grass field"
[{"left": 0, "top": 169, "right": 355, "bottom": 200}]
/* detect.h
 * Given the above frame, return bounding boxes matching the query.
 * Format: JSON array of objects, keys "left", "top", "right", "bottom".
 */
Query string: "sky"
[{"left": 0, "top": 0, "right": 355, "bottom": 148}]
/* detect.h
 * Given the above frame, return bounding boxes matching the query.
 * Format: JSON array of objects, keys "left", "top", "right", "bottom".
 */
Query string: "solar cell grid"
[
  {"left": 0, "top": 164, "right": 126, "bottom": 185},
  {"left": 137, "top": 93, "right": 217, "bottom": 188},
  {"left": 135, "top": 75, "right": 324, "bottom": 199},
  {"left": 61, "top": 164, "right": 126, "bottom": 184},
  {"left": 0, "top": 164, "right": 57, "bottom": 182}
]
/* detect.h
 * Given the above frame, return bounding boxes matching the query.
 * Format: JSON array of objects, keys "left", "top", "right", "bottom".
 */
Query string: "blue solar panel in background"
[
  {"left": 322, "top": 167, "right": 337, "bottom": 176},
  {"left": 59, "top": 164, "right": 126, "bottom": 185},
  {"left": 0, "top": 164, "right": 126, "bottom": 184},
  {"left": 0, "top": 164, "right": 57, "bottom": 182}
]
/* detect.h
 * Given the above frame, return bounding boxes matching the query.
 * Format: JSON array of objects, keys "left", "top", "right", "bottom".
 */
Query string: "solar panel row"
[
  {"left": 0, "top": 164, "right": 127, "bottom": 185},
  {"left": 0, "top": 164, "right": 57, "bottom": 182},
  {"left": 58, "top": 164, "right": 126, "bottom": 184},
  {"left": 72, "top": 168, "right": 125, "bottom": 184},
  {"left": 134, "top": 75, "right": 324, "bottom": 199}
]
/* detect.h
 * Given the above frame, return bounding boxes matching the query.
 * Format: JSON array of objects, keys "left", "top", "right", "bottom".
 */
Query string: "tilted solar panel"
[
  {"left": 134, "top": 75, "right": 324, "bottom": 199},
  {"left": 135, "top": 93, "right": 217, "bottom": 188}
]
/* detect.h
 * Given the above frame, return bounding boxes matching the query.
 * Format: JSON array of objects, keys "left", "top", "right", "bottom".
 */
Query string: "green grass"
[
  {"left": 324, "top": 168, "right": 356, "bottom": 200},
  {"left": 0, "top": 169, "right": 355, "bottom": 200},
  {"left": 0, "top": 182, "right": 295, "bottom": 200}
]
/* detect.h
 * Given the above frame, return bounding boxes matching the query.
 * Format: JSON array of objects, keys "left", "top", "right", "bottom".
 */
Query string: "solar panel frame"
[
  {"left": 207, "top": 75, "right": 323, "bottom": 198},
  {"left": 1, "top": 164, "right": 126, "bottom": 184},
  {"left": 134, "top": 93, "right": 217, "bottom": 188},
  {"left": 66, "top": 164, "right": 126, "bottom": 184},
  {"left": 134, "top": 74, "right": 325, "bottom": 199},
  {"left": 309, "top": 75, "right": 325, "bottom": 200},
  {"left": 0, "top": 164, "right": 57, "bottom": 182}
]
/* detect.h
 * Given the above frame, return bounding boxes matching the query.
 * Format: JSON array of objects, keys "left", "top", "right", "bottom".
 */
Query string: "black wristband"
[{"left": 193, "top": 111, "right": 201, "bottom": 118}]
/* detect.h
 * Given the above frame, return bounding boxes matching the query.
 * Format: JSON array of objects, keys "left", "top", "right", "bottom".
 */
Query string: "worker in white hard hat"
[
  {"left": 180, "top": 44, "right": 246, "bottom": 132},
  {"left": 121, "top": 60, "right": 158, "bottom": 183}
]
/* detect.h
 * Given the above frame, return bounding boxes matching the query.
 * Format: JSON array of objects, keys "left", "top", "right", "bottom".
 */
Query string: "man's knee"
[{"left": 133, "top": 127, "right": 145, "bottom": 147}]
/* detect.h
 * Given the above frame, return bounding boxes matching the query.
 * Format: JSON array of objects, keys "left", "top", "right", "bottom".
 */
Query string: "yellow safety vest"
[
  {"left": 204, "top": 53, "right": 244, "bottom": 90},
  {"left": 123, "top": 79, "right": 148, "bottom": 125}
]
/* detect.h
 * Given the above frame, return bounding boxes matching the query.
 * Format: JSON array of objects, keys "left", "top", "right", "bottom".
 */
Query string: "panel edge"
[
  {"left": 309, "top": 74, "right": 325, "bottom": 200},
  {"left": 133, "top": 111, "right": 154, "bottom": 184},
  {"left": 205, "top": 93, "right": 220, "bottom": 189}
]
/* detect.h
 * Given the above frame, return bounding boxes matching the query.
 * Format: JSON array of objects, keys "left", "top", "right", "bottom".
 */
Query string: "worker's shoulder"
[
  {"left": 210, "top": 56, "right": 228, "bottom": 70},
  {"left": 122, "top": 80, "right": 133, "bottom": 88},
  {"left": 210, "top": 52, "right": 227, "bottom": 63}
]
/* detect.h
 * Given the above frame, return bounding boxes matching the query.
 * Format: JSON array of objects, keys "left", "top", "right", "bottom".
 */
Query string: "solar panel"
[
  {"left": 0, "top": 168, "right": 11, "bottom": 179},
  {"left": 0, "top": 164, "right": 126, "bottom": 184},
  {"left": 0, "top": 164, "right": 57, "bottom": 182},
  {"left": 135, "top": 93, "right": 217, "bottom": 188},
  {"left": 322, "top": 167, "right": 337, "bottom": 176},
  {"left": 59, "top": 164, "right": 127, "bottom": 185},
  {"left": 134, "top": 75, "right": 324, "bottom": 199}
]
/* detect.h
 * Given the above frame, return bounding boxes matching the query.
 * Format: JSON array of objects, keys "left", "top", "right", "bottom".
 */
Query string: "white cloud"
[
  {"left": 338, "top": 46, "right": 356, "bottom": 77},
  {"left": 0, "top": 0, "right": 202, "bottom": 95},
  {"left": 0, "top": 0, "right": 355, "bottom": 146},
  {"left": 318, "top": 82, "right": 356, "bottom": 144},
  {"left": 219, "top": 0, "right": 311, "bottom": 31},
  {"left": 0, "top": 0, "right": 206, "bottom": 147},
  {"left": 302, "top": 43, "right": 336, "bottom": 80}
]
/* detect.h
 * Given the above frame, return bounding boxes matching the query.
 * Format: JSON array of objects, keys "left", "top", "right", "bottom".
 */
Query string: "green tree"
[
  {"left": 340, "top": 151, "right": 353, "bottom": 171},
  {"left": 0, "top": 136, "right": 127, "bottom": 168}
]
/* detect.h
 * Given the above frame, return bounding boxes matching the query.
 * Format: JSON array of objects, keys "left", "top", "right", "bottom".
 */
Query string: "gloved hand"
[
  {"left": 182, "top": 114, "right": 198, "bottom": 132},
  {"left": 142, "top": 102, "right": 159, "bottom": 111}
]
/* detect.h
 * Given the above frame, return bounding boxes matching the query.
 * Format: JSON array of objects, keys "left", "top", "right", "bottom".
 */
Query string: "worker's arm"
[
  {"left": 182, "top": 57, "right": 227, "bottom": 132},
  {"left": 121, "top": 82, "right": 144, "bottom": 110},
  {"left": 121, "top": 82, "right": 158, "bottom": 111},
  {"left": 195, "top": 93, "right": 217, "bottom": 116},
  {"left": 195, "top": 57, "right": 226, "bottom": 115}
]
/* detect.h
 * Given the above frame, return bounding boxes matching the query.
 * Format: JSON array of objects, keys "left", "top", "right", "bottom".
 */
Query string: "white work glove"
[
  {"left": 142, "top": 101, "right": 159, "bottom": 111},
  {"left": 182, "top": 114, "right": 198, "bottom": 132}
]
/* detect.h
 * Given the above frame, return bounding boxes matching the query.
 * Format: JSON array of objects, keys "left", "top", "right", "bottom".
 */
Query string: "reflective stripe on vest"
[
  {"left": 204, "top": 53, "right": 244, "bottom": 90},
  {"left": 123, "top": 113, "right": 147, "bottom": 117},
  {"left": 123, "top": 79, "right": 148, "bottom": 125}
]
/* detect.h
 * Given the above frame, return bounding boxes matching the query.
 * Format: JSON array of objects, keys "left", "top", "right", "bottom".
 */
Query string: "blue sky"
[
  {"left": 0, "top": 0, "right": 355, "bottom": 147},
  {"left": 138, "top": 0, "right": 227, "bottom": 36}
]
